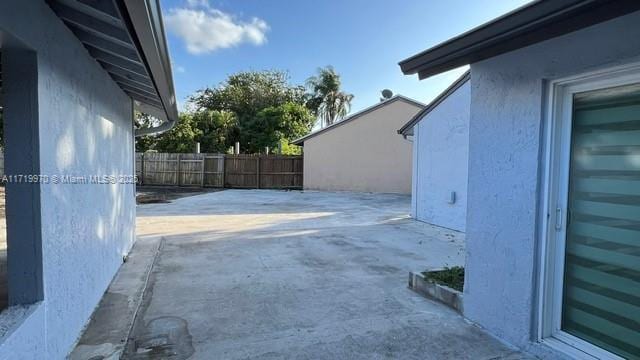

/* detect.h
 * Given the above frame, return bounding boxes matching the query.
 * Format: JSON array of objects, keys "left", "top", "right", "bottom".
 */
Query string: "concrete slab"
[
  {"left": 70, "top": 190, "right": 532, "bottom": 359},
  {"left": 120, "top": 190, "right": 530, "bottom": 359}
]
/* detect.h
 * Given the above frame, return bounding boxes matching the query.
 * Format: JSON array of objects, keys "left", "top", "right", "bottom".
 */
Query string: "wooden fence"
[{"left": 136, "top": 153, "right": 303, "bottom": 189}]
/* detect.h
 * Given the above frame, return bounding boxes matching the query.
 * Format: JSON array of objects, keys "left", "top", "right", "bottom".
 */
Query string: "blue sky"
[{"left": 161, "top": 0, "right": 531, "bottom": 114}]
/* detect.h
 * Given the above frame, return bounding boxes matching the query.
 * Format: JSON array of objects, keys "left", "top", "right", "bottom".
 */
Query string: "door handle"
[{"left": 555, "top": 207, "right": 563, "bottom": 231}]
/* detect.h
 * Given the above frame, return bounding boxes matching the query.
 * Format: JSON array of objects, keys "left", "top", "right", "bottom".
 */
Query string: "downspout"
[
  {"left": 135, "top": 119, "right": 175, "bottom": 136},
  {"left": 133, "top": 100, "right": 177, "bottom": 136},
  {"left": 401, "top": 134, "right": 413, "bottom": 142}
]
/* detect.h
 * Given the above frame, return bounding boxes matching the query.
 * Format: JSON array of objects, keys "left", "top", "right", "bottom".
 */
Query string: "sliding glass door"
[{"left": 560, "top": 82, "right": 640, "bottom": 359}]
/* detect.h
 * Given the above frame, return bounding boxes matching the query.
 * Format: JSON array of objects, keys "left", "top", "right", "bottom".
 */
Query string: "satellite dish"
[{"left": 381, "top": 89, "right": 393, "bottom": 101}]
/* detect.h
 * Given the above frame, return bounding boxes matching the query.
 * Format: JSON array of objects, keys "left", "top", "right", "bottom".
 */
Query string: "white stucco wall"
[
  {"left": 464, "top": 10, "right": 640, "bottom": 358},
  {"left": 0, "top": 2, "right": 136, "bottom": 358},
  {"left": 412, "top": 81, "right": 469, "bottom": 232},
  {"left": 303, "top": 99, "right": 422, "bottom": 194}
]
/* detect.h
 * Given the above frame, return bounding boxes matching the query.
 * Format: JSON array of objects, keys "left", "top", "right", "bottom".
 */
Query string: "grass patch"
[{"left": 422, "top": 266, "right": 464, "bottom": 292}]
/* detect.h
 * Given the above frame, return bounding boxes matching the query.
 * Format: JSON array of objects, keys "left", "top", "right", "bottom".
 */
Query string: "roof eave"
[
  {"left": 116, "top": 0, "right": 178, "bottom": 136},
  {"left": 293, "top": 95, "right": 425, "bottom": 145},
  {"left": 399, "top": 0, "right": 640, "bottom": 79},
  {"left": 46, "top": 0, "right": 178, "bottom": 135},
  {"left": 397, "top": 71, "right": 470, "bottom": 136}
]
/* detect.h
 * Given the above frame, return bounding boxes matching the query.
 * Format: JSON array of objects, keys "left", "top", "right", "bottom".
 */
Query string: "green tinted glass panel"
[{"left": 562, "top": 83, "right": 640, "bottom": 360}]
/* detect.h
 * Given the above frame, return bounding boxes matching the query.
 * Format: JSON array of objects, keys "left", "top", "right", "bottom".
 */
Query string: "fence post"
[
  {"left": 140, "top": 153, "right": 145, "bottom": 185},
  {"left": 220, "top": 155, "right": 225, "bottom": 188},
  {"left": 177, "top": 153, "right": 181, "bottom": 186},
  {"left": 200, "top": 155, "right": 205, "bottom": 187},
  {"left": 256, "top": 155, "right": 260, "bottom": 189}
]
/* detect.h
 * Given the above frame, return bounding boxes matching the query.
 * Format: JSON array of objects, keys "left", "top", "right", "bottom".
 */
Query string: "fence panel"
[
  {"left": 141, "top": 153, "right": 179, "bottom": 185},
  {"left": 259, "top": 156, "right": 303, "bottom": 189},
  {"left": 224, "top": 154, "right": 258, "bottom": 188},
  {"left": 203, "top": 155, "right": 224, "bottom": 187},
  {"left": 135, "top": 153, "right": 143, "bottom": 181},
  {"left": 135, "top": 153, "right": 302, "bottom": 189},
  {"left": 177, "top": 153, "right": 204, "bottom": 187}
]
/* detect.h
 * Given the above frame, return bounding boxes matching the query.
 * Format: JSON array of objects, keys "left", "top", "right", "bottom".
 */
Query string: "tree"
[
  {"left": 278, "top": 138, "right": 302, "bottom": 155},
  {"left": 134, "top": 113, "right": 159, "bottom": 152},
  {"left": 192, "top": 110, "right": 238, "bottom": 153},
  {"left": 189, "top": 70, "right": 310, "bottom": 153},
  {"left": 246, "top": 102, "right": 314, "bottom": 152},
  {"left": 154, "top": 113, "right": 201, "bottom": 153},
  {"left": 306, "top": 66, "right": 354, "bottom": 128}
]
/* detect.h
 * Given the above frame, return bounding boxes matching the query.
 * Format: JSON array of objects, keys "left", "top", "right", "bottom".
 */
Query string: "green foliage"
[
  {"left": 245, "top": 102, "right": 314, "bottom": 153},
  {"left": 278, "top": 138, "right": 302, "bottom": 155},
  {"left": 191, "top": 70, "right": 307, "bottom": 115},
  {"left": 192, "top": 110, "right": 238, "bottom": 153},
  {"left": 422, "top": 266, "right": 465, "bottom": 292},
  {"left": 188, "top": 70, "right": 311, "bottom": 153},
  {"left": 154, "top": 113, "right": 202, "bottom": 153},
  {"left": 306, "top": 66, "right": 354, "bottom": 127},
  {"left": 146, "top": 68, "right": 349, "bottom": 154},
  {"left": 134, "top": 113, "right": 159, "bottom": 152}
]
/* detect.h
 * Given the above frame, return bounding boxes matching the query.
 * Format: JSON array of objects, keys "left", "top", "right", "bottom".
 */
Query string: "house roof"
[
  {"left": 399, "top": 0, "right": 640, "bottom": 80},
  {"left": 46, "top": 0, "right": 178, "bottom": 135},
  {"left": 397, "top": 71, "right": 470, "bottom": 136},
  {"left": 291, "top": 95, "right": 425, "bottom": 146}
]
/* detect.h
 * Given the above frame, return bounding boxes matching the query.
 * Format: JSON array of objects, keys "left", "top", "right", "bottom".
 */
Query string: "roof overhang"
[
  {"left": 399, "top": 0, "right": 640, "bottom": 80},
  {"left": 292, "top": 95, "right": 425, "bottom": 146},
  {"left": 46, "top": 0, "right": 178, "bottom": 136},
  {"left": 397, "top": 71, "right": 470, "bottom": 136}
]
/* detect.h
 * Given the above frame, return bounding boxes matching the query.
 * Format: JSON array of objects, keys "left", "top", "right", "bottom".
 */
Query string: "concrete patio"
[{"left": 72, "top": 190, "right": 528, "bottom": 359}]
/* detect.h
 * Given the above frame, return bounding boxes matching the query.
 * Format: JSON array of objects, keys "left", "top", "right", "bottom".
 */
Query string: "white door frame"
[{"left": 537, "top": 61, "right": 640, "bottom": 360}]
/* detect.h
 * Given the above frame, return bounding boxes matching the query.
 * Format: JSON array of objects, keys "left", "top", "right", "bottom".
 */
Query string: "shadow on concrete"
[{"left": 76, "top": 190, "right": 530, "bottom": 359}]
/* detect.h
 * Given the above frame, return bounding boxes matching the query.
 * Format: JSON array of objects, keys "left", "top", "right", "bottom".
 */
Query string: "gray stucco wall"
[
  {"left": 0, "top": 1, "right": 135, "bottom": 358},
  {"left": 465, "top": 10, "right": 640, "bottom": 358},
  {"left": 413, "top": 81, "right": 469, "bottom": 232}
]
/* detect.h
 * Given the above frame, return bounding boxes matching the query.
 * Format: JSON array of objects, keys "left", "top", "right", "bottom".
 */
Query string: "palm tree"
[{"left": 306, "top": 66, "right": 354, "bottom": 128}]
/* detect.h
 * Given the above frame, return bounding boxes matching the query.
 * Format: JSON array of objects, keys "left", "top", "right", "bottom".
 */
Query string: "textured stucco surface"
[
  {"left": 464, "top": 10, "right": 640, "bottom": 358},
  {"left": 412, "top": 81, "right": 469, "bottom": 232},
  {"left": 0, "top": 1, "right": 135, "bottom": 358},
  {"left": 303, "top": 99, "right": 422, "bottom": 194}
]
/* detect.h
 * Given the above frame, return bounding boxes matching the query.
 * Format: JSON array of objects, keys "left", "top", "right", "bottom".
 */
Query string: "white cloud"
[
  {"left": 165, "top": 2, "right": 269, "bottom": 55},
  {"left": 186, "top": 0, "right": 210, "bottom": 8},
  {"left": 175, "top": 65, "right": 186, "bottom": 73}
]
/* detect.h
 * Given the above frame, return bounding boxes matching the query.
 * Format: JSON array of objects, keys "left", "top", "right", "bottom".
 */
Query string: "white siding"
[{"left": 412, "top": 81, "right": 470, "bottom": 232}]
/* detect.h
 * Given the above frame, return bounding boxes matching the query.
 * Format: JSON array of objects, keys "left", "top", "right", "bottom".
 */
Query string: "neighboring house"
[
  {"left": 400, "top": 1, "right": 640, "bottom": 359},
  {"left": 0, "top": 1, "right": 176, "bottom": 358},
  {"left": 398, "top": 71, "right": 470, "bottom": 232},
  {"left": 292, "top": 96, "right": 424, "bottom": 194}
]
